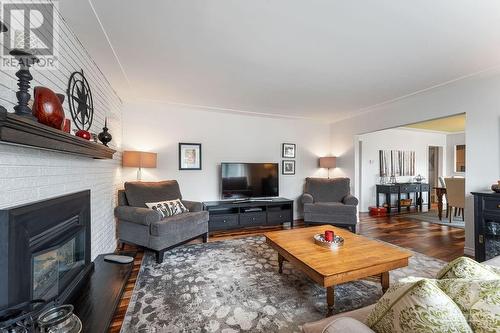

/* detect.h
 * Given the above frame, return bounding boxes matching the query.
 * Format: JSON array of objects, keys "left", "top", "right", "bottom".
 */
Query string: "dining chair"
[{"left": 444, "top": 177, "right": 465, "bottom": 222}]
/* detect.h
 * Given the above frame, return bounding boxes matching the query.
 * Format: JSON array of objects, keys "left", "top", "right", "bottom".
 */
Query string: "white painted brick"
[{"left": 0, "top": 8, "right": 123, "bottom": 260}]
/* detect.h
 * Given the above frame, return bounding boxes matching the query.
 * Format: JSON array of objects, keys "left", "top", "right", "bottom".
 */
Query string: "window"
[{"left": 455, "top": 145, "right": 466, "bottom": 173}]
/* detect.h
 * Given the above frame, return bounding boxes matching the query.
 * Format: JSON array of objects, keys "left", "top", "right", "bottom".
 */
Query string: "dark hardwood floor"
[{"left": 108, "top": 210, "right": 465, "bottom": 332}]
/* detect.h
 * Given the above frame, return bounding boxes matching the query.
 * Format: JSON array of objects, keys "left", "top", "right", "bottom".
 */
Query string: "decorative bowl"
[
  {"left": 492, "top": 184, "right": 500, "bottom": 193},
  {"left": 313, "top": 234, "right": 344, "bottom": 249}
]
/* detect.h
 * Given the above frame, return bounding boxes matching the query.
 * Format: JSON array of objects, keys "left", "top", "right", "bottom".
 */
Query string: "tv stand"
[{"left": 203, "top": 198, "right": 294, "bottom": 231}]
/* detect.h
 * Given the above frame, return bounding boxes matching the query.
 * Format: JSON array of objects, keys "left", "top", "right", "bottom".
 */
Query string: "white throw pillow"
[{"left": 145, "top": 199, "right": 188, "bottom": 218}]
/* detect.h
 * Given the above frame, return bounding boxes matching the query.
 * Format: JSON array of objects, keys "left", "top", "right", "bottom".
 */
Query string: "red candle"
[{"left": 325, "top": 230, "right": 334, "bottom": 242}]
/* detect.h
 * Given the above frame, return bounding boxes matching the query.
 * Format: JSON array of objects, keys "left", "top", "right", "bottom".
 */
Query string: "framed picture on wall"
[
  {"left": 282, "top": 160, "right": 295, "bottom": 175},
  {"left": 179, "top": 143, "right": 202, "bottom": 170},
  {"left": 282, "top": 143, "right": 296, "bottom": 158}
]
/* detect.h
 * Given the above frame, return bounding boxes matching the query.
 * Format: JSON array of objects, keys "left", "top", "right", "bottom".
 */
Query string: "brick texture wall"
[{"left": 0, "top": 2, "right": 123, "bottom": 259}]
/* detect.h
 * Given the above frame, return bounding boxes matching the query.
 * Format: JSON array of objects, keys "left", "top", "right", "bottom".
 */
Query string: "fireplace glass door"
[{"left": 32, "top": 229, "right": 85, "bottom": 301}]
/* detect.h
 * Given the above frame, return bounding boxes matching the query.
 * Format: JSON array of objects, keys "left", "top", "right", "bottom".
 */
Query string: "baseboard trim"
[{"left": 464, "top": 246, "right": 475, "bottom": 258}]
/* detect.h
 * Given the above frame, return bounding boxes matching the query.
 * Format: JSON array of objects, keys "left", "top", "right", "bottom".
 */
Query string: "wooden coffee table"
[{"left": 265, "top": 225, "right": 412, "bottom": 314}]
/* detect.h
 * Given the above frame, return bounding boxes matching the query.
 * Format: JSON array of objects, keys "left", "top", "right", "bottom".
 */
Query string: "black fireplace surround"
[{"left": 0, "top": 191, "right": 93, "bottom": 310}]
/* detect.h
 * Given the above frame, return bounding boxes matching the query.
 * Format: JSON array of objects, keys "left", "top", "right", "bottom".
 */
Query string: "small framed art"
[
  {"left": 282, "top": 143, "right": 296, "bottom": 158},
  {"left": 179, "top": 143, "right": 202, "bottom": 170},
  {"left": 282, "top": 160, "right": 295, "bottom": 175}
]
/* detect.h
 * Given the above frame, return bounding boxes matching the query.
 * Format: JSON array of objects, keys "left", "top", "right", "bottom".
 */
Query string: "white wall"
[
  {"left": 0, "top": 6, "right": 123, "bottom": 260},
  {"left": 358, "top": 128, "right": 446, "bottom": 212},
  {"left": 330, "top": 69, "right": 500, "bottom": 256},
  {"left": 446, "top": 132, "right": 466, "bottom": 177},
  {"left": 121, "top": 100, "right": 331, "bottom": 218}
]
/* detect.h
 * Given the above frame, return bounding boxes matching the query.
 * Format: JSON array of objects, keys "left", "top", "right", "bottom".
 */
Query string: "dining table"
[{"left": 434, "top": 186, "right": 447, "bottom": 220}]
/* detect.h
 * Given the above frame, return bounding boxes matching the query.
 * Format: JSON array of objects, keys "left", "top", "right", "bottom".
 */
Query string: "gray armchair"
[
  {"left": 114, "top": 180, "right": 209, "bottom": 263},
  {"left": 302, "top": 177, "right": 359, "bottom": 232}
]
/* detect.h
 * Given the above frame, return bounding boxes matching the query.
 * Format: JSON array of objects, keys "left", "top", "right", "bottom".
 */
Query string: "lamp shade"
[
  {"left": 319, "top": 156, "right": 336, "bottom": 169},
  {"left": 122, "top": 151, "right": 157, "bottom": 168}
]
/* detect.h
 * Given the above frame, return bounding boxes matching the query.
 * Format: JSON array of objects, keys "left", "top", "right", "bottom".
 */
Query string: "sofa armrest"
[
  {"left": 342, "top": 195, "right": 359, "bottom": 206},
  {"left": 302, "top": 193, "right": 314, "bottom": 204},
  {"left": 114, "top": 206, "right": 162, "bottom": 226},
  {"left": 182, "top": 200, "right": 203, "bottom": 212}
]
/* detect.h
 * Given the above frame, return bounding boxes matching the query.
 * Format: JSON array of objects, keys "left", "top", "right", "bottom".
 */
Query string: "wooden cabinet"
[
  {"left": 204, "top": 198, "right": 294, "bottom": 231},
  {"left": 472, "top": 192, "right": 500, "bottom": 262}
]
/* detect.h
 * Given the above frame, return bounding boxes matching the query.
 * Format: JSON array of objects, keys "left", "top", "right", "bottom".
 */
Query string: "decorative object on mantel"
[
  {"left": 32, "top": 86, "right": 66, "bottom": 130},
  {"left": 0, "top": 20, "right": 7, "bottom": 33},
  {"left": 98, "top": 118, "right": 112, "bottom": 146},
  {"left": 0, "top": 108, "right": 116, "bottom": 159},
  {"left": 63, "top": 119, "right": 71, "bottom": 133},
  {"left": 122, "top": 151, "right": 157, "bottom": 180},
  {"left": 491, "top": 181, "right": 500, "bottom": 193},
  {"left": 75, "top": 129, "right": 91, "bottom": 140},
  {"left": 319, "top": 156, "right": 336, "bottom": 179},
  {"left": 67, "top": 70, "right": 94, "bottom": 131},
  {"left": 10, "top": 49, "right": 39, "bottom": 120}
]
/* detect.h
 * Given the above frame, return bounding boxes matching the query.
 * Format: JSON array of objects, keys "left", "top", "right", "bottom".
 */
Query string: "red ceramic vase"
[
  {"left": 75, "top": 130, "right": 91, "bottom": 140},
  {"left": 32, "top": 86, "right": 65, "bottom": 130}
]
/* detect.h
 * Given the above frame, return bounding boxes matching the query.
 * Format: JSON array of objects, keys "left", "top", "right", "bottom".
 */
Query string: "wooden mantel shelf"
[{"left": 0, "top": 109, "right": 116, "bottom": 159}]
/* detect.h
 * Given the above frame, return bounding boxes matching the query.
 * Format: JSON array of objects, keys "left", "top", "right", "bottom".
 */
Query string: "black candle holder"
[
  {"left": 9, "top": 49, "right": 39, "bottom": 120},
  {"left": 0, "top": 21, "right": 8, "bottom": 113},
  {"left": 98, "top": 118, "right": 113, "bottom": 147}
]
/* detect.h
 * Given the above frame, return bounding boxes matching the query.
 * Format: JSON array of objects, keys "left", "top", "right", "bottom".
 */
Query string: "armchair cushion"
[
  {"left": 182, "top": 200, "right": 203, "bottom": 212},
  {"left": 150, "top": 211, "right": 209, "bottom": 236},
  {"left": 114, "top": 206, "right": 162, "bottom": 226},
  {"left": 302, "top": 193, "right": 314, "bottom": 204},
  {"left": 305, "top": 177, "right": 351, "bottom": 203},
  {"left": 304, "top": 202, "right": 357, "bottom": 215},
  {"left": 342, "top": 195, "right": 359, "bottom": 206},
  {"left": 124, "top": 180, "right": 182, "bottom": 207},
  {"left": 322, "top": 318, "right": 374, "bottom": 333}
]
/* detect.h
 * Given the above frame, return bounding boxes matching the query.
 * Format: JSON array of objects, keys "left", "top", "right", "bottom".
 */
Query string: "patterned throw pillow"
[
  {"left": 436, "top": 257, "right": 500, "bottom": 280},
  {"left": 145, "top": 199, "right": 189, "bottom": 218},
  {"left": 366, "top": 279, "right": 472, "bottom": 333},
  {"left": 437, "top": 279, "right": 500, "bottom": 333}
]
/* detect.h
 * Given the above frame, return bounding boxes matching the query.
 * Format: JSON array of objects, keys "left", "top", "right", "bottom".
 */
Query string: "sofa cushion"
[
  {"left": 146, "top": 199, "right": 188, "bottom": 218},
  {"left": 150, "top": 211, "right": 209, "bottom": 236},
  {"left": 124, "top": 180, "right": 182, "bottom": 208},
  {"left": 436, "top": 257, "right": 499, "bottom": 280},
  {"left": 366, "top": 279, "right": 472, "bottom": 333},
  {"left": 437, "top": 278, "right": 500, "bottom": 331},
  {"left": 304, "top": 202, "right": 357, "bottom": 215},
  {"left": 305, "top": 177, "right": 350, "bottom": 203}
]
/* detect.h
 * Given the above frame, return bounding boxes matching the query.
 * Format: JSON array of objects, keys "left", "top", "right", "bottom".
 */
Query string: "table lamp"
[
  {"left": 319, "top": 156, "right": 336, "bottom": 179},
  {"left": 122, "top": 151, "right": 157, "bottom": 181}
]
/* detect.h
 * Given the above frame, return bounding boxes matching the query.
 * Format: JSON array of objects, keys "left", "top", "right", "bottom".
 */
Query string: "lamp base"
[{"left": 136, "top": 168, "right": 142, "bottom": 181}]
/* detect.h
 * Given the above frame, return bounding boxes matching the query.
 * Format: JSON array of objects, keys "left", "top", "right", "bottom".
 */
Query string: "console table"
[
  {"left": 376, "top": 183, "right": 430, "bottom": 214},
  {"left": 203, "top": 198, "right": 294, "bottom": 231}
]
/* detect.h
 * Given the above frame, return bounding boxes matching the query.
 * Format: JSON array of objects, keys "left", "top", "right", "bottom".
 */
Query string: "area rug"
[
  {"left": 120, "top": 237, "right": 445, "bottom": 333},
  {"left": 403, "top": 210, "right": 465, "bottom": 229}
]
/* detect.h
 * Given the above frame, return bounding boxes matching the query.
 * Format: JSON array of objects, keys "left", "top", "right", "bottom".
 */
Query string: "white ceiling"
[{"left": 60, "top": 0, "right": 500, "bottom": 122}]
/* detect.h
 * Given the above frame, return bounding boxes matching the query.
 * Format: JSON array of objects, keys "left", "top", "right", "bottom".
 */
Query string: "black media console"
[{"left": 203, "top": 198, "right": 294, "bottom": 231}]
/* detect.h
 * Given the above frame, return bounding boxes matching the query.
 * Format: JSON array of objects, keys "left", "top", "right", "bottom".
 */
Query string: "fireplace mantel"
[{"left": 0, "top": 109, "right": 116, "bottom": 159}]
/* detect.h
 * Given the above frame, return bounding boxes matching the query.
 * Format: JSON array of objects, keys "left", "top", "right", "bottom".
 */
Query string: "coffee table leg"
[
  {"left": 326, "top": 286, "right": 335, "bottom": 316},
  {"left": 278, "top": 253, "right": 284, "bottom": 274},
  {"left": 381, "top": 272, "right": 390, "bottom": 293}
]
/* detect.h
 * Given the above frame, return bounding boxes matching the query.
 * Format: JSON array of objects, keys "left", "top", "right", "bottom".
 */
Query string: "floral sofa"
[{"left": 303, "top": 256, "right": 500, "bottom": 333}]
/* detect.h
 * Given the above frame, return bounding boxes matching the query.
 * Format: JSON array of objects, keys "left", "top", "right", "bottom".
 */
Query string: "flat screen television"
[{"left": 221, "top": 163, "right": 279, "bottom": 199}]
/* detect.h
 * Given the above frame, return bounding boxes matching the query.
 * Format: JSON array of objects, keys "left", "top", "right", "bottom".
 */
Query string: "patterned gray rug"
[
  {"left": 403, "top": 210, "right": 465, "bottom": 229},
  {"left": 120, "top": 236, "right": 445, "bottom": 333}
]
